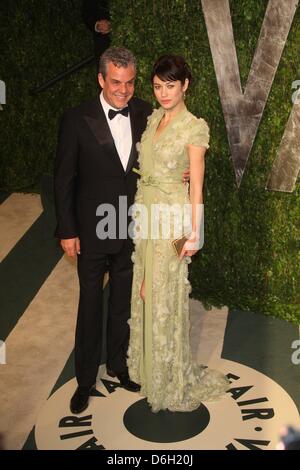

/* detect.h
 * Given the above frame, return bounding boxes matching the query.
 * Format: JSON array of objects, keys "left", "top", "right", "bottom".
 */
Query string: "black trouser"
[
  {"left": 75, "top": 239, "right": 133, "bottom": 387},
  {"left": 93, "top": 33, "right": 110, "bottom": 74}
]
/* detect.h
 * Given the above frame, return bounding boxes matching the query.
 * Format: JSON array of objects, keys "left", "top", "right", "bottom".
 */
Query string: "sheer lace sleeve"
[{"left": 187, "top": 117, "right": 210, "bottom": 149}]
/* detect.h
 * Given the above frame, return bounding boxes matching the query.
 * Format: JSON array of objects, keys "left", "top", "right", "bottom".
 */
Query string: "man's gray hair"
[{"left": 99, "top": 47, "right": 137, "bottom": 77}]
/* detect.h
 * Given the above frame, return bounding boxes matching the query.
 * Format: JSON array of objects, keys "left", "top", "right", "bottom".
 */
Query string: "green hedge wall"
[
  {"left": 0, "top": 0, "right": 96, "bottom": 189},
  {"left": 1, "top": 1, "right": 299, "bottom": 322}
]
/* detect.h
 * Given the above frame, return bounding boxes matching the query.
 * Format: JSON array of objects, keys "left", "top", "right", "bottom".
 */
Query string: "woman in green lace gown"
[{"left": 127, "top": 55, "right": 229, "bottom": 412}]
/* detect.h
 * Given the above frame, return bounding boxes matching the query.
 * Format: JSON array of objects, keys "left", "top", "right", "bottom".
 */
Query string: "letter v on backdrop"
[{"left": 201, "top": 0, "right": 299, "bottom": 192}]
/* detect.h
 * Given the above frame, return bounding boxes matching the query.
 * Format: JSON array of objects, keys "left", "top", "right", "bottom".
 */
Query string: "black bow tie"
[{"left": 108, "top": 107, "right": 129, "bottom": 120}]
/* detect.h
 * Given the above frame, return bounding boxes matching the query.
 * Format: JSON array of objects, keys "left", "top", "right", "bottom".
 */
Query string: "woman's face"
[{"left": 153, "top": 75, "right": 188, "bottom": 111}]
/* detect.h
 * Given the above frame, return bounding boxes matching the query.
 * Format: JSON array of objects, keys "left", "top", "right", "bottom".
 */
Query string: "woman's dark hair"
[{"left": 151, "top": 55, "right": 192, "bottom": 86}]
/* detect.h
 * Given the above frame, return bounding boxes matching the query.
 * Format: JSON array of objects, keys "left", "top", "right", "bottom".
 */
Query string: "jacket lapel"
[
  {"left": 125, "top": 99, "right": 144, "bottom": 174},
  {"left": 84, "top": 98, "right": 125, "bottom": 174}
]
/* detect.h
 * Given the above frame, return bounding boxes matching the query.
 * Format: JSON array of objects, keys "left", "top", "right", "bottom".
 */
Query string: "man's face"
[{"left": 98, "top": 62, "right": 136, "bottom": 109}]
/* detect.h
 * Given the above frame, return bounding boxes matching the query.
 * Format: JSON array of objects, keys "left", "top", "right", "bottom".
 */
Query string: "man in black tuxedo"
[{"left": 54, "top": 47, "right": 152, "bottom": 414}]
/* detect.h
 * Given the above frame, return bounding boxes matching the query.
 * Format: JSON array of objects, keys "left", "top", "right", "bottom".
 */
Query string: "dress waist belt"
[{"left": 132, "top": 168, "right": 182, "bottom": 194}]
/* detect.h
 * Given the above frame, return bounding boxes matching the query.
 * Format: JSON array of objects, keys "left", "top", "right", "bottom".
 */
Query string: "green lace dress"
[{"left": 127, "top": 106, "right": 229, "bottom": 412}]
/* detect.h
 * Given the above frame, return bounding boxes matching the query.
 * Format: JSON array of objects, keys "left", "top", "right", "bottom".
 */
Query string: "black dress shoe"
[
  {"left": 70, "top": 386, "right": 94, "bottom": 414},
  {"left": 107, "top": 369, "right": 140, "bottom": 392},
  {"left": 106, "top": 368, "right": 116, "bottom": 378}
]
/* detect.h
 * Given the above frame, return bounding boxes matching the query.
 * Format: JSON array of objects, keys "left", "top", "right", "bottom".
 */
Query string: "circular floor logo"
[{"left": 35, "top": 360, "right": 299, "bottom": 450}]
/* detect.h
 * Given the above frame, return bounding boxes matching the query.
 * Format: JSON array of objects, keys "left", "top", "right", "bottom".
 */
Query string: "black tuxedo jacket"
[
  {"left": 81, "top": 0, "right": 110, "bottom": 59},
  {"left": 82, "top": 0, "right": 110, "bottom": 31},
  {"left": 54, "top": 96, "right": 152, "bottom": 254}
]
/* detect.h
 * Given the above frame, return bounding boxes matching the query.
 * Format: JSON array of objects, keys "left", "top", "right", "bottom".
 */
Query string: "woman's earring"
[{"left": 183, "top": 92, "right": 186, "bottom": 100}]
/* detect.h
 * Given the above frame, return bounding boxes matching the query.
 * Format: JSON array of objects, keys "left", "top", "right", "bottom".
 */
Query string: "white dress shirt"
[{"left": 100, "top": 92, "right": 132, "bottom": 171}]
